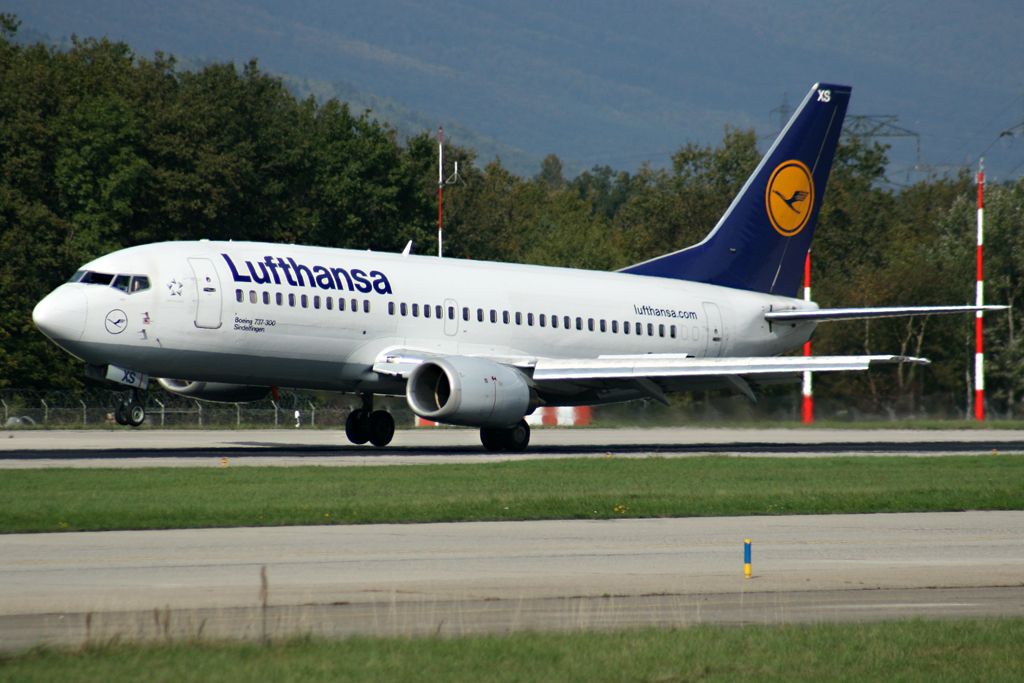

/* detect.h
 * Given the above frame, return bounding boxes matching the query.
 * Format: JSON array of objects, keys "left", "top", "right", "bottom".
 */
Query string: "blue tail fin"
[{"left": 620, "top": 82, "right": 851, "bottom": 296}]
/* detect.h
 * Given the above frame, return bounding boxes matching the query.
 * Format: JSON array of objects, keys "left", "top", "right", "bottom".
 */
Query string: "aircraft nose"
[{"left": 32, "top": 286, "right": 87, "bottom": 343}]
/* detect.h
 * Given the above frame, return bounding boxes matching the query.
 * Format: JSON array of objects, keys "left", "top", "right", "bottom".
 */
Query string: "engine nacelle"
[
  {"left": 156, "top": 378, "right": 271, "bottom": 403},
  {"left": 406, "top": 356, "right": 532, "bottom": 428}
]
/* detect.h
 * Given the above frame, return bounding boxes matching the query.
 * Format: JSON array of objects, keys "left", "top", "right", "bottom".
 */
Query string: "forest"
[{"left": 2, "top": 15, "right": 1022, "bottom": 418}]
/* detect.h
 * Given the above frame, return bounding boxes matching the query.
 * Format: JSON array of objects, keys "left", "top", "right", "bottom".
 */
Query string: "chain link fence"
[{"left": 0, "top": 387, "right": 992, "bottom": 430}]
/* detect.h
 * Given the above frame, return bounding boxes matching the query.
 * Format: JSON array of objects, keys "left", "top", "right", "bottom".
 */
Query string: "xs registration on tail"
[{"left": 33, "top": 83, "right": 1002, "bottom": 451}]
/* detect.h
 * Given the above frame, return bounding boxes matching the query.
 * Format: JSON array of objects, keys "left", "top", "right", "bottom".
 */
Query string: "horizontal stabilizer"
[{"left": 765, "top": 305, "right": 1008, "bottom": 324}]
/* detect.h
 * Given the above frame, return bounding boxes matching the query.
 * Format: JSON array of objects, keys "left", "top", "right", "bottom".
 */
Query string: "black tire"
[
  {"left": 505, "top": 420, "right": 531, "bottom": 452},
  {"left": 127, "top": 403, "right": 146, "bottom": 427},
  {"left": 345, "top": 409, "right": 370, "bottom": 445},
  {"left": 368, "top": 410, "right": 395, "bottom": 447},
  {"left": 114, "top": 402, "right": 130, "bottom": 426},
  {"left": 480, "top": 427, "right": 505, "bottom": 452}
]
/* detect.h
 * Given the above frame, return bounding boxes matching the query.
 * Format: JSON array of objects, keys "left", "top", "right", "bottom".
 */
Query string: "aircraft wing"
[
  {"left": 374, "top": 348, "right": 925, "bottom": 381},
  {"left": 765, "top": 305, "right": 1007, "bottom": 323}
]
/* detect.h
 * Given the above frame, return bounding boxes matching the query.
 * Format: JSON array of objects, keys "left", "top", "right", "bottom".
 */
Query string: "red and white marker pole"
[
  {"left": 975, "top": 159, "right": 986, "bottom": 421},
  {"left": 438, "top": 127, "right": 444, "bottom": 258},
  {"left": 802, "top": 250, "right": 814, "bottom": 424}
]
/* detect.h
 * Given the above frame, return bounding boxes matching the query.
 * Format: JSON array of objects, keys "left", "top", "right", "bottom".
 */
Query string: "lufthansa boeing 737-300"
[{"left": 32, "top": 83, "right": 1004, "bottom": 451}]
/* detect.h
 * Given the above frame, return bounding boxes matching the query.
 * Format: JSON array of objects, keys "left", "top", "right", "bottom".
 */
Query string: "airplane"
[{"left": 32, "top": 82, "right": 1004, "bottom": 451}]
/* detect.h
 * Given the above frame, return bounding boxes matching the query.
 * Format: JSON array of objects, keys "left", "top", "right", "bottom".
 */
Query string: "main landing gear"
[
  {"left": 480, "top": 419, "right": 530, "bottom": 453},
  {"left": 114, "top": 389, "right": 146, "bottom": 427},
  {"left": 345, "top": 394, "right": 395, "bottom": 447}
]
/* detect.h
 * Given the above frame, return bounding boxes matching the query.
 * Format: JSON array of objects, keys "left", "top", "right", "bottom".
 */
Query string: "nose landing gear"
[
  {"left": 344, "top": 394, "right": 395, "bottom": 447},
  {"left": 114, "top": 389, "right": 146, "bottom": 427}
]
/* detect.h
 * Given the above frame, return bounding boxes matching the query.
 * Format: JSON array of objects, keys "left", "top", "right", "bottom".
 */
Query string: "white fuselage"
[{"left": 34, "top": 240, "right": 817, "bottom": 398}]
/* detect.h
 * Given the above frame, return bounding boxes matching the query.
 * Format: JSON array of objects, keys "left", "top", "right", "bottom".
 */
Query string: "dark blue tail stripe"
[{"left": 621, "top": 83, "right": 851, "bottom": 297}]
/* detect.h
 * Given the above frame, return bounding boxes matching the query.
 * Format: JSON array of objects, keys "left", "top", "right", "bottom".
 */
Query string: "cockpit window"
[
  {"left": 79, "top": 271, "right": 115, "bottom": 285},
  {"left": 112, "top": 274, "right": 132, "bottom": 292},
  {"left": 130, "top": 276, "right": 150, "bottom": 293},
  {"left": 67, "top": 270, "right": 86, "bottom": 283}
]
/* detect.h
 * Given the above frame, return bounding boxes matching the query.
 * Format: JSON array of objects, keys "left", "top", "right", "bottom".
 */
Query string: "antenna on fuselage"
[{"left": 437, "top": 126, "right": 462, "bottom": 258}]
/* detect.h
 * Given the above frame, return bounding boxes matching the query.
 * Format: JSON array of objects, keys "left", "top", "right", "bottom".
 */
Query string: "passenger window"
[
  {"left": 300, "top": 294, "right": 308, "bottom": 308},
  {"left": 528, "top": 313, "right": 534, "bottom": 327},
  {"left": 235, "top": 289, "right": 243, "bottom": 303},
  {"left": 463, "top": 307, "right": 470, "bottom": 321},
  {"left": 423, "top": 304, "right": 430, "bottom": 318},
  {"left": 263, "top": 291, "right": 270, "bottom": 305},
  {"left": 490, "top": 310, "right": 497, "bottom": 323},
  {"left": 313, "top": 295, "right": 321, "bottom": 310},
  {"left": 276, "top": 292, "right": 283, "bottom": 306},
  {"left": 624, "top": 321, "right": 630, "bottom": 335},
  {"left": 612, "top": 320, "right": 618, "bottom": 334},
  {"left": 515, "top": 312, "right": 522, "bottom": 325},
  {"left": 112, "top": 274, "right": 131, "bottom": 292},
  {"left": 551, "top": 315, "right": 558, "bottom": 329},
  {"left": 351, "top": 298, "right": 357, "bottom": 312},
  {"left": 477, "top": 308, "right": 484, "bottom": 322},
  {"left": 326, "top": 296, "right": 333, "bottom": 310},
  {"left": 575, "top": 317, "right": 583, "bottom": 331},
  {"left": 339, "top": 298, "right": 346, "bottom": 311},
  {"left": 448, "top": 306, "right": 455, "bottom": 320},
  {"left": 288, "top": 293, "right": 296, "bottom": 307},
  {"left": 400, "top": 303, "right": 408, "bottom": 316},
  {"left": 249, "top": 290, "right": 257, "bottom": 304},
  {"left": 503, "top": 311, "right": 510, "bottom": 324},
  {"left": 600, "top": 320, "right": 606, "bottom": 333},
  {"left": 588, "top": 318, "right": 595, "bottom": 332},
  {"left": 648, "top": 323, "right": 654, "bottom": 336},
  {"left": 412, "top": 303, "right": 419, "bottom": 317},
  {"left": 388, "top": 302, "right": 395, "bottom": 315},
  {"left": 130, "top": 276, "right": 150, "bottom": 293},
  {"left": 635, "top": 322, "right": 642, "bottom": 335},
  {"left": 539, "top": 314, "right": 546, "bottom": 327},
  {"left": 436, "top": 305, "right": 443, "bottom": 319},
  {"left": 564, "top": 316, "right": 571, "bottom": 329},
  {"left": 670, "top": 325, "right": 676, "bottom": 339},
  {"left": 363, "top": 300, "right": 370, "bottom": 313},
  {"left": 659, "top": 324, "right": 665, "bottom": 338}
]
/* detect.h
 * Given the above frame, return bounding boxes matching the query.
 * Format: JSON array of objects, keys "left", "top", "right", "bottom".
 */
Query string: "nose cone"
[{"left": 33, "top": 286, "right": 87, "bottom": 343}]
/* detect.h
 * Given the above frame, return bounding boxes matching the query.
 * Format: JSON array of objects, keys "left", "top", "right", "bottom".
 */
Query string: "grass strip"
[
  {"left": 2, "top": 455, "right": 1023, "bottom": 533},
  {"left": 3, "top": 619, "right": 1024, "bottom": 682}
]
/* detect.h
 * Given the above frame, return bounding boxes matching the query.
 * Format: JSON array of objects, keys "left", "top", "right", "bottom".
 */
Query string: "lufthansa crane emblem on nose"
[{"left": 104, "top": 309, "right": 128, "bottom": 335}]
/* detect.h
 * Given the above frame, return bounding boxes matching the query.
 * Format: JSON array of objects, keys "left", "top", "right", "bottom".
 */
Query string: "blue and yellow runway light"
[{"left": 743, "top": 539, "right": 752, "bottom": 579}]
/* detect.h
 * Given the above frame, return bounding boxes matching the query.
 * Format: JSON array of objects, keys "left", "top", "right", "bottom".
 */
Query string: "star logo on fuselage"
[{"left": 167, "top": 278, "right": 183, "bottom": 296}]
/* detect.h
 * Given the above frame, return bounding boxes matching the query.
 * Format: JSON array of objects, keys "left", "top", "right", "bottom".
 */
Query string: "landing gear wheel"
[
  {"left": 480, "top": 427, "right": 504, "bottom": 452},
  {"left": 127, "top": 403, "right": 146, "bottom": 427},
  {"left": 114, "top": 402, "right": 130, "bottom": 426},
  {"left": 345, "top": 409, "right": 370, "bottom": 445},
  {"left": 368, "top": 410, "right": 395, "bottom": 447},
  {"left": 504, "top": 419, "right": 530, "bottom": 452},
  {"left": 480, "top": 420, "right": 531, "bottom": 452}
]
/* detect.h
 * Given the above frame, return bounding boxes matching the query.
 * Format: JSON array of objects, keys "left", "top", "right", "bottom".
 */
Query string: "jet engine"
[
  {"left": 156, "top": 378, "right": 271, "bottom": 403},
  {"left": 406, "top": 356, "right": 532, "bottom": 427}
]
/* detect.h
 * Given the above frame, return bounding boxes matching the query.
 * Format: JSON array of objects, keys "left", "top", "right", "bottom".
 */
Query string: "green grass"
[
  {"left": 2, "top": 455, "right": 1023, "bottom": 533},
  {"left": 3, "top": 620, "right": 1024, "bottom": 682}
]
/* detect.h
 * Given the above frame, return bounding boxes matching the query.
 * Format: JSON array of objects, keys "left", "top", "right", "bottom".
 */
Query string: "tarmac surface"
[
  {"left": 1, "top": 512, "right": 1022, "bottom": 650},
  {"left": 2, "top": 426, "right": 1023, "bottom": 467},
  {"left": 1, "top": 428, "right": 1022, "bottom": 651}
]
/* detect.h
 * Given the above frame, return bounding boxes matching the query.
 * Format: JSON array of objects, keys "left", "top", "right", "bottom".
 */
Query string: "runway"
[
  {"left": 2, "top": 427, "right": 1023, "bottom": 467},
  {"left": 1, "top": 512, "right": 1023, "bottom": 650}
]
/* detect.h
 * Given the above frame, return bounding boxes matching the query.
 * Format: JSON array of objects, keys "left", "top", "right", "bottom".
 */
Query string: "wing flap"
[
  {"left": 766, "top": 305, "right": 1007, "bottom": 323},
  {"left": 532, "top": 354, "right": 927, "bottom": 382}
]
